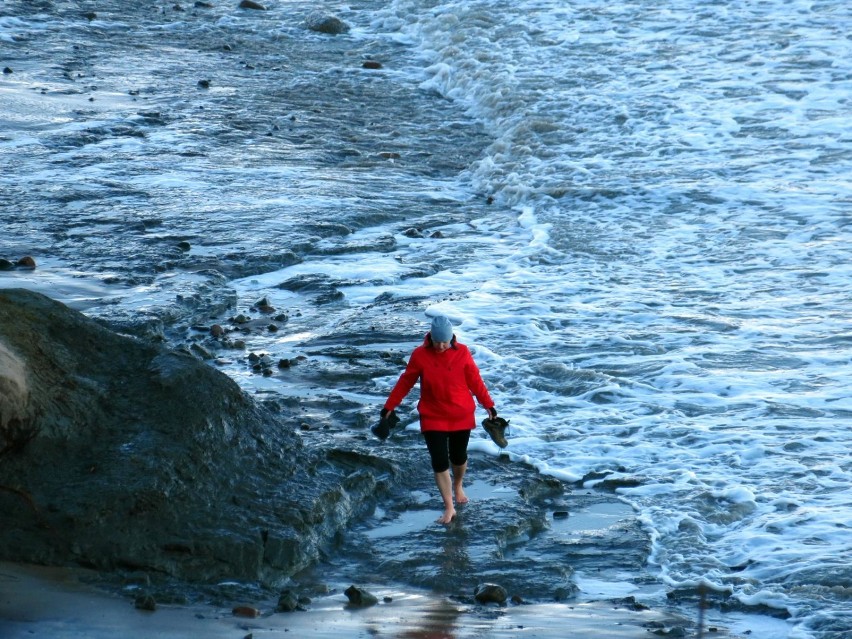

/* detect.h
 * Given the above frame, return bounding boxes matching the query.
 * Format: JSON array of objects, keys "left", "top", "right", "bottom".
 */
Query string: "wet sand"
[{"left": 0, "top": 561, "right": 732, "bottom": 639}]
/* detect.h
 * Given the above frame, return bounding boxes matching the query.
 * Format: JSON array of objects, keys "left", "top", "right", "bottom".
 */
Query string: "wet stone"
[
  {"left": 474, "top": 583, "right": 508, "bottom": 605},
  {"left": 276, "top": 589, "right": 299, "bottom": 612},
  {"left": 305, "top": 12, "right": 350, "bottom": 35},
  {"left": 134, "top": 594, "right": 157, "bottom": 611},
  {"left": 344, "top": 585, "right": 378, "bottom": 607}
]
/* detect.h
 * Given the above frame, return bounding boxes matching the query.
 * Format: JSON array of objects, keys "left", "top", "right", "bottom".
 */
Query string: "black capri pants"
[{"left": 422, "top": 430, "right": 471, "bottom": 473}]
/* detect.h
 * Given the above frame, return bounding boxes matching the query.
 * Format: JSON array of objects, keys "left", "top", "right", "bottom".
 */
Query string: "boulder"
[
  {"left": 0, "top": 289, "right": 388, "bottom": 586},
  {"left": 474, "top": 583, "right": 508, "bottom": 605},
  {"left": 305, "top": 11, "right": 350, "bottom": 35},
  {"left": 344, "top": 585, "right": 378, "bottom": 607}
]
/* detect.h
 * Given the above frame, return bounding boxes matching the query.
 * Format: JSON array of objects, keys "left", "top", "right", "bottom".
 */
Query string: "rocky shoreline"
[{"left": 0, "top": 288, "right": 753, "bottom": 637}]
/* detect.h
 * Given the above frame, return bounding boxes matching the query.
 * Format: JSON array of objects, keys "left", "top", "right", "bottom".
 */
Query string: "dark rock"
[
  {"left": 134, "top": 594, "right": 157, "bottom": 611},
  {"left": 195, "top": 1, "right": 213, "bottom": 7},
  {"left": 344, "top": 585, "right": 378, "bottom": 607},
  {"left": 402, "top": 228, "right": 424, "bottom": 238},
  {"left": 553, "top": 510, "right": 569, "bottom": 518},
  {"left": 474, "top": 583, "right": 508, "bottom": 605},
  {"left": 16, "top": 256, "right": 36, "bottom": 269},
  {"left": 177, "top": 241, "right": 191, "bottom": 251},
  {"left": 0, "top": 259, "right": 13, "bottom": 270},
  {"left": 84, "top": 12, "right": 97, "bottom": 21},
  {"left": 210, "top": 324, "right": 225, "bottom": 337},
  {"left": 305, "top": 11, "right": 350, "bottom": 35},
  {"left": 276, "top": 589, "right": 299, "bottom": 612},
  {"left": 362, "top": 60, "right": 382, "bottom": 70},
  {"left": 238, "top": 0, "right": 266, "bottom": 10},
  {"left": 2, "top": 67, "right": 12, "bottom": 74},
  {"left": 232, "top": 605, "right": 260, "bottom": 617},
  {"left": 0, "top": 289, "right": 391, "bottom": 586},
  {"left": 197, "top": 79, "right": 210, "bottom": 89}
]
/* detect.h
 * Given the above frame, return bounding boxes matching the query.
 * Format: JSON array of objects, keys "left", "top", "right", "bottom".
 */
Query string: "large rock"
[
  {"left": 0, "top": 289, "right": 387, "bottom": 586},
  {"left": 305, "top": 11, "right": 350, "bottom": 35}
]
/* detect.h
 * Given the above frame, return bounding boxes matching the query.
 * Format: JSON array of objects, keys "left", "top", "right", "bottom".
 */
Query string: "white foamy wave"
[{"left": 370, "top": 1, "right": 851, "bottom": 636}]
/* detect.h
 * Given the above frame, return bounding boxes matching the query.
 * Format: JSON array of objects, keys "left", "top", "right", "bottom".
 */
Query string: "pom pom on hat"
[{"left": 430, "top": 315, "right": 454, "bottom": 342}]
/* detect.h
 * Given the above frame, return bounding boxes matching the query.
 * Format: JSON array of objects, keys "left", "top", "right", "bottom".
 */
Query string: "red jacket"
[{"left": 384, "top": 335, "right": 494, "bottom": 432}]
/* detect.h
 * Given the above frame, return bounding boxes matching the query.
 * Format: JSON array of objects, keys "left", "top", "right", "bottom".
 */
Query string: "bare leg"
[
  {"left": 434, "top": 470, "right": 456, "bottom": 524},
  {"left": 452, "top": 462, "right": 468, "bottom": 504}
]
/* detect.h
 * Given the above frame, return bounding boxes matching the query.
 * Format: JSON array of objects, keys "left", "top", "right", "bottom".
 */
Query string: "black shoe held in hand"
[
  {"left": 372, "top": 408, "right": 399, "bottom": 440},
  {"left": 482, "top": 415, "right": 509, "bottom": 448}
]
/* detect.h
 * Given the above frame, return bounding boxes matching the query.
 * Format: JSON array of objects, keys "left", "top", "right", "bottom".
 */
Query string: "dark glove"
[
  {"left": 487, "top": 406, "right": 498, "bottom": 420},
  {"left": 380, "top": 407, "right": 389, "bottom": 419}
]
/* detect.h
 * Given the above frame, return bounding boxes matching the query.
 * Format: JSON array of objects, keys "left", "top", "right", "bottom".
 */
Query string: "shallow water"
[{"left": 2, "top": 1, "right": 850, "bottom": 637}]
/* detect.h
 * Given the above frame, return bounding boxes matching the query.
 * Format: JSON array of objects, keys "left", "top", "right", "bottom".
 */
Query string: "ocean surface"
[{"left": 1, "top": 1, "right": 850, "bottom": 638}]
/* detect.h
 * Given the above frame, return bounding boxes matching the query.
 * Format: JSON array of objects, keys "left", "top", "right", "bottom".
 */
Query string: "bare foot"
[
  {"left": 455, "top": 486, "right": 469, "bottom": 504},
  {"left": 436, "top": 508, "right": 456, "bottom": 525}
]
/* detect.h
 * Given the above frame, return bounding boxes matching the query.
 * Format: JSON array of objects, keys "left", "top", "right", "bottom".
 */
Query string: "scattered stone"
[
  {"left": 402, "top": 228, "right": 423, "bottom": 238},
  {"left": 232, "top": 605, "right": 261, "bottom": 618},
  {"left": 554, "top": 586, "right": 576, "bottom": 601},
  {"left": 277, "top": 358, "right": 291, "bottom": 369},
  {"left": 305, "top": 11, "right": 350, "bottom": 35},
  {"left": 611, "top": 595, "right": 649, "bottom": 611},
  {"left": 362, "top": 60, "right": 382, "bottom": 70},
  {"left": 429, "top": 231, "right": 444, "bottom": 239},
  {"left": 253, "top": 297, "right": 273, "bottom": 311},
  {"left": 276, "top": 590, "right": 299, "bottom": 612},
  {"left": 383, "top": 595, "right": 393, "bottom": 603},
  {"left": 238, "top": 0, "right": 266, "bottom": 10},
  {"left": 189, "top": 343, "right": 213, "bottom": 360},
  {"left": 344, "top": 585, "right": 378, "bottom": 607},
  {"left": 16, "top": 256, "right": 36, "bottom": 269},
  {"left": 0, "top": 259, "right": 13, "bottom": 270},
  {"left": 197, "top": 79, "right": 210, "bottom": 89},
  {"left": 2, "top": 67, "right": 12, "bottom": 74},
  {"left": 84, "top": 12, "right": 97, "bottom": 21},
  {"left": 195, "top": 1, "right": 213, "bottom": 7},
  {"left": 511, "top": 594, "right": 525, "bottom": 605},
  {"left": 134, "top": 594, "right": 157, "bottom": 611},
  {"left": 267, "top": 324, "right": 278, "bottom": 332},
  {"left": 378, "top": 152, "right": 401, "bottom": 159},
  {"left": 210, "top": 324, "right": 225, "bottom": 338},
  {"left": 234, "top": 314, "right": 251, "bottom": 324},
  {"left": 223, "top": 44, "right": 232, "bottom": 51},
  {"left": 177, "top": 241, "right": 191, "bottom": 251},
  {"left": 553, "top": 510, "right": 569, "bottom": 519},
  {"left": 474, "top": 583, "right": 508, "bottom": 605}
]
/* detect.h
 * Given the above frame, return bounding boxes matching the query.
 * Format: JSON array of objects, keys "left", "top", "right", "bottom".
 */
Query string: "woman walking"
[{"left": 381, "top": 315, "right": 497, "bottom": 524}]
